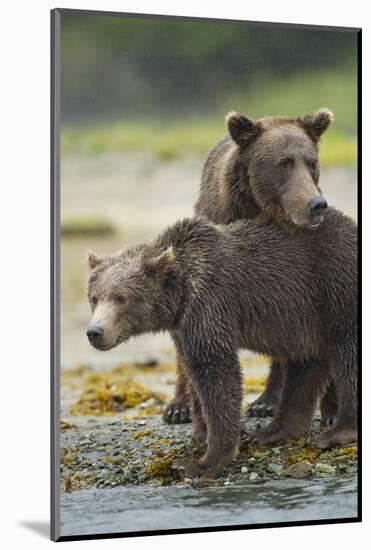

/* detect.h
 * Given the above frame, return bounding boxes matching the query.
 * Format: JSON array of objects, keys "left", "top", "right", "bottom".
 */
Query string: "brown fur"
[
  {"left": 196, "top": 109, "right": 333, "bottom": 229},
  {"left": 87, "top": 210, "right": 357, "bottom": 477},
  {"left": 165, "top": 108, "right": 338, "bottom": 425}
]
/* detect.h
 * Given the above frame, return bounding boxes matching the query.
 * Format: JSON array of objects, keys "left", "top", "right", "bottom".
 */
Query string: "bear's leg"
[
  {"left": 163, "top": 350, "right": 191, "bottom": 424},
  {"left": 252, "top": 358, "right": 323, "bottom": 447},
  {"left": 189, "top": 383, "right": 207, "bottom": 446},
  {"left": 175, "top": 343, "right": 242, "bottom": 479},
  {"left": 313, "top": 342, "right": 357, "bottom": 448},
  {"left": 320, "top": 380, "right": 338, "bottom": 427},
  {"left": 246, "top": 360, "right": 283, "bottom": 418}
]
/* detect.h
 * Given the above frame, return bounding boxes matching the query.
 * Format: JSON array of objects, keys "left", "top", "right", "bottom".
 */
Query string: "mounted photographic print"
[{"left": 51, "top": 8, "right": 361, "bottom": 541}]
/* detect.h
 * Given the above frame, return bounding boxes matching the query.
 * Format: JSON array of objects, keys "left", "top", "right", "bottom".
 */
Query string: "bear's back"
[{"left": 225, "top": 208, "right": 357, "bottom": 318}]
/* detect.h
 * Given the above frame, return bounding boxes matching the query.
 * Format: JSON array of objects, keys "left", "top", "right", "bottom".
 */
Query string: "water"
[{"left": 60, "top": 474, "right": 357, "bottom": 537}]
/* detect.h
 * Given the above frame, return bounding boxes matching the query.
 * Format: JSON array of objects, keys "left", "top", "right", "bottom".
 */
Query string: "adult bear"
[{"left": 163, "top": 108, "right": 340, "bottom": 427}]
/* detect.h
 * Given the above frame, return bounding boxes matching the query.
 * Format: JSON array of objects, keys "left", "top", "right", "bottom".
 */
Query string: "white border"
[{"left": 1, "top": 1, "right": 369, "bottom": 548}]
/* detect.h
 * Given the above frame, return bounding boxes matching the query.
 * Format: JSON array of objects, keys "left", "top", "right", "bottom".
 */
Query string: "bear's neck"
[{"left": 227, "top": 157, "right": 261, "bottom": 221}]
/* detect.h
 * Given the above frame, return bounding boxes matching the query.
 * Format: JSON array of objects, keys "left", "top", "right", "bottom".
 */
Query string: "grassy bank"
[
  {"left": 61, "top": 123, "right": 356, "bottom": 166},
  {"left": 61, "top": 68, "right": 357, "bottom": 167}
]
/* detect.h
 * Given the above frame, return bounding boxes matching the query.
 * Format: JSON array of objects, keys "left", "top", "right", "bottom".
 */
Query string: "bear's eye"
[
  {"left": 308, "top": 159, "right": 318, "bottom": 171},
  {"left": 91, "top": 296, "right": 98, "bottom": 306},
  {"left": 114, "top": 295, "right": 126, "bottom": 305},
  {"left": 278, "top": 157, "right": 292, "bottom": 169}
]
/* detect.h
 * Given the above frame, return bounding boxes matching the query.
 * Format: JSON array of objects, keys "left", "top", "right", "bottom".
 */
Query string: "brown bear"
[
  {"left": 86, "top": 209, "right": 357, "bottom": 478},
  {"left": 163, "top": 108, "right": 339, "bottom": 426}
]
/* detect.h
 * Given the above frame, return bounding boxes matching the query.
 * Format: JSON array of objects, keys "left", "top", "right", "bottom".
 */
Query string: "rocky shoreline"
[{"left": 60, "top": 403, "right": 357, "bottom": 493}]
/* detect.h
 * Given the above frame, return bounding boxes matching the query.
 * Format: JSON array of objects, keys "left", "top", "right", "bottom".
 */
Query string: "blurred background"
[{"left": 60, "top": 12, "right": 358, "bottom": 380}]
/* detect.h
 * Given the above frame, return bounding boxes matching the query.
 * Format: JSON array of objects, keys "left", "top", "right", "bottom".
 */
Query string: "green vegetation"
[
  {"left": 224, "top": 67, "right": 357, "bottom": 134},
  {"left": 62, "top": 13, "right": 357, "bottom": 120},
  {"left": 61, "top": 68, "right": 357, "bottom": 167},
  {"left": 61, "top": 119, "right": 355, "bottom": 167}
]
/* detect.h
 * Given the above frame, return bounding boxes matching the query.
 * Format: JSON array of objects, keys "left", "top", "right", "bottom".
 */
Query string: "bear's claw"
[
  {"left": 246, "top": 402, "right": 275, "bottom": 418},
  {"left": 162, "top": 400, "right": 191, "bottom": 424}
]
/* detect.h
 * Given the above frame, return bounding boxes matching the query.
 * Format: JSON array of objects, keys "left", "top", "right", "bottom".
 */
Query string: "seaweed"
[
  {"left": 243, "top": 375, "right": 267, "bottom": 394},
  {"left": 69, "top": 372, "right": 166, "bottom": 416},
  {"left": 60, "top": 420, "right": 78, "bottom": 431}
]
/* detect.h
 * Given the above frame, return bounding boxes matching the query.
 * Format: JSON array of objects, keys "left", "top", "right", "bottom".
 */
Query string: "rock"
[
  {"left": 286, "top": 462, "right": 313, "bottom": 479},
  {"left": 135, "top": 358, "right": 159, "bottom": 368},
  {"left": 267, "top": 463, "right": 283, "bottom": 475},
  {"left": 146, "top": 397, "right": 157, "bottom": 406},
  {"left": 241, "top": 466, "right": 248, "bottom": 474},
  {"left": 249, "top": 472, "right": 259, "bottom": 481},
  {"left": 316, "top": 463, "right": 336, "bottom": 474}
]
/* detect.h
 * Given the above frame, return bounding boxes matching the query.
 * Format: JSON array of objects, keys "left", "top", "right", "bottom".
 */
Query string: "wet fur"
[
  {"left": 88, "top": 210, "right": 357, "bottom": 477},
  {"left": 167, "top": 109, "right": 339, "bottom": 426}
]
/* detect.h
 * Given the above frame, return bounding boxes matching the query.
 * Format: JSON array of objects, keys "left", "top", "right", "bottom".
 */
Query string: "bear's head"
[
  {"left": 226, "top": 108, "right": 334, "bottom": 228},
  {"left": 86, "top": 245, "right": 178, "bottom": 351}
]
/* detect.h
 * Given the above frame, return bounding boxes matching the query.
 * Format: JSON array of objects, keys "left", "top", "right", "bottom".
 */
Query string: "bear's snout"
[
  {"left": 307, "top": 196, "right": 328, "bottom": 224},
  {"left": 87, "top": 324, "right": 104, "bottom": 346}
]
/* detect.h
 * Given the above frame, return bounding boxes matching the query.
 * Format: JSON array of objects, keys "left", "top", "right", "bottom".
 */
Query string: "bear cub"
[{"left": 87, "top": 209, "right": 357, "bottom": 478}]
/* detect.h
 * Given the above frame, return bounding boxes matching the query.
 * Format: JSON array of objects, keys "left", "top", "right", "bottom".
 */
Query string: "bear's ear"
[
  {"left": 87, "top": 249, "right": 103, "bottom": 270},
  {"left": 146, "top": 246, "right": 175, "bottom": 274},
  {"left": 226, "top": 111, "right": 262, "bottom": 146},
  {"left": 298, "top": 108, "right": 335, "bottom": 142}
]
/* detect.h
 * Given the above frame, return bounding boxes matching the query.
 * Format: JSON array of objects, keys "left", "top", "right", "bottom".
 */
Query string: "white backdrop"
[{"left": 0, "top": 0, "right": 369, "bottom": 548}]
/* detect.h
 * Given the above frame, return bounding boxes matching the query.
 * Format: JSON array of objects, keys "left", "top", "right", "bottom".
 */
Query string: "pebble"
[
  {"left": 286, "top": 462, "right": 313, "bottom": 479},
  {"left": 146, "top": 398, "right": 157, "bottom": 407},
  {"left": 316, "top": 463, "right": 336, "bottom": 474},
  {"left": 60, "top": 406, "right": 357, "bottom": 491},
  {"left": 267, "top": 463, "right": 283, "bottom": 475}
]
